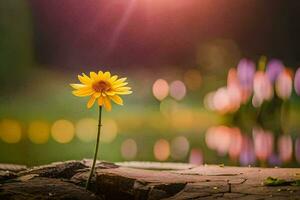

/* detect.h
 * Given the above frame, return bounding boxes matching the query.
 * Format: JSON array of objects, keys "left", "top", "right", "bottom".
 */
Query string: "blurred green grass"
[{"left": 0, "top": 69, "right": 300, "bottom": 167}]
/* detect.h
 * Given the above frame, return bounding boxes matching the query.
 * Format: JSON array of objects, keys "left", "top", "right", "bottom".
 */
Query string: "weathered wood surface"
[{"left": 0, "top": 160, "right": 300, "bottom": 199}]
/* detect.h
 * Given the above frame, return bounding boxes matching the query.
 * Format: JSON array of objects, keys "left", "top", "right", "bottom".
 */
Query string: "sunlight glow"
[
  {"left": 170, "top": 136, "right": 190, "bottom": 160},
  {"left": 76, "top": 118, "right": 98, "bottom": 142},
  {"left": 0, "top": 119, "right": 22, "bottom": 144},
  {"left": 28, "top": 121, "right": 50, "bottom": 144},
  {"left": 154, "top": 139, "right": 170, "bottom": 161},
  {"left": 101, "top": 119, "right": 118, "bottom": 143},
  {"left": 51, "top": 119, "right": 74, "bottom": 144},
  {"left": 121, "top": 138, "right": 138, "bottom": 160},
  {"left": 153, "top": 79, "right": 169, "bottom": 101}
]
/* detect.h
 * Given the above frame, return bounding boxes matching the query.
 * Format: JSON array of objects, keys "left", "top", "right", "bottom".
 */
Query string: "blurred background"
[{"left": 1, "top": 0, "right": 300, "bottom": 167}]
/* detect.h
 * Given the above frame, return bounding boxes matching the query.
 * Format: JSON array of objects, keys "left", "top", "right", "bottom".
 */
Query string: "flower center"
[{"left": 92, "top": 81, "right": 111, "bottom": 93}]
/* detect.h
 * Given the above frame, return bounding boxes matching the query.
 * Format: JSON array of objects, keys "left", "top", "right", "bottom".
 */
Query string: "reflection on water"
[
  {"left": 205, "top": 125, "right": 298, "bottom": 167},
  {"left": 203, "top": 57, "right": 300, "bottom": 167},
  {"left": 0, "top": 115, "right": 299, "bottom": 167}
]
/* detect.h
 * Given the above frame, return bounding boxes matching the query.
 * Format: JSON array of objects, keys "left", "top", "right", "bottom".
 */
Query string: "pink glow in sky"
[{"left": 29, "top": 0, "right": 290, "bottom": 68}]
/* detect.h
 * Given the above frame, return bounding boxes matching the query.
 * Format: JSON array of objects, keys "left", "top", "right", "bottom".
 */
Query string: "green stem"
[{"left": 86, "top": 106, "right": 103, "bottom": 190}]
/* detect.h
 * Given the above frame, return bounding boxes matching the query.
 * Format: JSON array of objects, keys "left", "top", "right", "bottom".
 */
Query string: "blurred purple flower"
[
  {"left": 294, "top": 68, "right": 300, "bottom": 96},
  {"left": 253, "top": 71, "right": 273, "bottom": 102},
  {"left": 275, "top": 70, "right": 292, "bottom": 100},
  {"left": 237, "top": 59, "right": 255, "bottom": 91},
  {"left": 239, "top": 136, "right": 256, "bottom": 166},
  {"left": 268, "top": 154, "right": 281, "bottom": 166},
  {"left": 266, "top": 59, "right": 284, "bottom": 83}
]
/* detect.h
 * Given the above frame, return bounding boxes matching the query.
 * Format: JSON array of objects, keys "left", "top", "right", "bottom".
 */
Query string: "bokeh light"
[
  {"left": 253, "top": 71, "right": 273, "bottom": 103},
  {"left": 75, "top": 118, "right": 97, "bottom": 142},
  {"left": 294, "top": 68, "right": 300, "bottom": 96},
  {"left": 266, "top": 59, "right": 284, "bottom": 83},
  {"left": 152, "top": 79, "right": 169, "bottom": 101},
  {"left": 275, "top": 70, "right": 292, "bottom": 100},
  {"left": 189, "top": 148, "right": 203, "bottom": 165},
  {"left": 205, "top": 126, "right": 218, "bottom": 150},
  {"left": 51, "top": 119, "right": 75, "bottom": 144},
  {"left": 239, "top": 136, "right": 256, "bottom": 166},
  {"left": 227, "top": 84, "right": 242, "bottom": 112},
  {"left": 121, "top": 138, "right": 137, "bottom": 160},
  {"left": 170, "top": 136, "right": 190, "bottom": 160},
  {"left": 0, "top": 119, "right": 22, "bottom": 143},
  {"left": 227, "top": 68, "right": 242, "bottom": 110},
  {"left": 253, "top": 128, "right": 273, "bottom": 161},
  {"left": 237, "top": 58, "right": 255, "bottom": 92},
  {"left": 183, "top": 69, "right": 202, "bottom": 91},
  {"left": 212, "top": 87, "right": 230, "bottom": 114},
  {"left": 216, "top": 128, "right": 233, "bottom": 156},
  {"left": 101, "top": 119, "right": 118, "bottom": 143},
  {"left": 153, "top": 139, "right": 170, "bottom": 161},
  {"left": 28, "top": 120, "right": 50, "bottom": 144},
  {"left": 203, "top": 91, "right": 216, "bottom": 110},
  {"left": 227, "top": 68, "right": 239, "bottom": 86},
  {"left": 278, "top": 135, "right": 292, "bottom": 163},
  {"left": 228, "top": 128, "right": 242, "bottom": 159},
  {"left": 169, "top": 80, "right": 186, "bottom": 101},
  {"left": 205, "top": 126, "right": 232, "bottom": 155}
]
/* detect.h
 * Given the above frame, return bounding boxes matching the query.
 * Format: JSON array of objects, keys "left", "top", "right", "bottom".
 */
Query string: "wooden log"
[{"left": 1, "top": 160, "right": 300, "bottom": 199}]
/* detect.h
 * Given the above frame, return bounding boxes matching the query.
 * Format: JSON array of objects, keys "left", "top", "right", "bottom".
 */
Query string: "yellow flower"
[{"left": 71, "top": 71, "right": 132, "bottom": 111}]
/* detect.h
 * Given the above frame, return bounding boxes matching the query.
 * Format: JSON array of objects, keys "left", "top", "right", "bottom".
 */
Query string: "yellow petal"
[
  {"left": 113, "top": 82, "right": 128, "bottom": 88},
  {"left": 70, "top": 84, "right": 85, "bottom": 89},
  {"left": 82, "top": 73, "right": 90, "bottom": 79},
  {"left": 76, "top": 86, "right": 94, "bottom": 94},
  {"left": 105, "top": 91, "right": 116, "bottom": 96},
  {"left": 103, "top": 71, "right": 111, "bottom": 80},
  {"left": 72, "top": 89, "right": 94, "bottom": 97},
  {"left": 115, "top": 90, "right": 132, "bottom": 95},
  {"left": 98, "top": 71, "right": 104, "bottom": 77},
  {"left": 110, "top": 75, "right": 118, "bottom": 82},
  {"left": 103, "top": 97, "right": 112, "bottom": 111},
  {"left": 87, "top": 96, "right": 96, "bottom": 109},
  {"left": 98, "top": 96, "right": 104, "bottom": 106},
  {"left": 94, "top": 92, "right": 101, "bottom": 98},
  {"left": 110, "top": 95, "right": 123, "bottom": 105},
  {"left": 115, "top": 87, "right": 131, "bottom": 92},
  {"left": 90, "top": 72, "right": 98, "bottom": 81},
  {"left": 78, "top": 74, "right": 91, "bottom": 84},
  {"left": 113, "top": 77, "right": 127, "bottom": 85}
]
